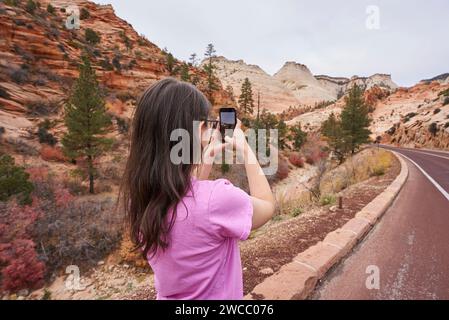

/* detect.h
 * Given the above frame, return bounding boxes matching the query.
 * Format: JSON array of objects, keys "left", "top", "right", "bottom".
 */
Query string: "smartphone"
[{"left": 219, "top": 107, "right": 237, "bottom": 142}]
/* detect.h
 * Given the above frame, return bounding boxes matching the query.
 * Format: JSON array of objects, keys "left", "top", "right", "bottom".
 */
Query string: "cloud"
[{"left": 96, "top": 0, "right": 449, "bottom": 86}]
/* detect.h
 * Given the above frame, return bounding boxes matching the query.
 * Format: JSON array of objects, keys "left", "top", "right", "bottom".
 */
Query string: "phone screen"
[
  {"left": 220, "top": 111, "right": 236, "bottom": 126},
  {"left": 219, "top": 108, "right": 236, "bottom": 142}
]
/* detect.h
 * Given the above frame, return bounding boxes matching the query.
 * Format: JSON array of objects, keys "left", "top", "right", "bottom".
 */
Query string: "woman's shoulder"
[
  {"left": 193, "top": 178, "right": 235, "bottom": 194},
  {"left": 193, "top": 178, "right": 249, "bottom": 209}
]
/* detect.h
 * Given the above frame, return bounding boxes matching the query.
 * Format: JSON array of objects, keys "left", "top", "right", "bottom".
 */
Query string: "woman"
[{"left": 120, "top": 78, "right": 275, "bottom": 300}]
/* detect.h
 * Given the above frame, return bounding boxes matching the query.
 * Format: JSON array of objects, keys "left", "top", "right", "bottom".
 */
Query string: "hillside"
[
  {"left": 286, "top": 77, "right": 449, "bottom": 150},
  {"left": 0, "top": 0, "right": 233, "bottom": 143}
]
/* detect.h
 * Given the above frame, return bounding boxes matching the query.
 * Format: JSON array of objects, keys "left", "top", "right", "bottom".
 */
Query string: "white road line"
[
  {"left": 392, "top": 148, "right": 449, "bottom": 161},
  {"left": 397, "top": 152, "right": 449, "bottom": 202}
]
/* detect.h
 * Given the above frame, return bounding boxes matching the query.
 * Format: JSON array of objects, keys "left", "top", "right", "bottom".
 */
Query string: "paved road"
[{"left": 313, "top": 146, "right": 449, "bottom": 300}]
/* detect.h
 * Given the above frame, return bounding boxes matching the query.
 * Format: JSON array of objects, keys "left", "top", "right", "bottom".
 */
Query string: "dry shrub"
[
  {"left": 40, "top": 146, "right": 66, "bottom": 162},
  {"left": 320, "top": 149, "right": 393, "bottom": 195},
  {"left": 274, "top": 190, "right": 313, "bottom": 217},
  {"left": 274, "top": 189, "right": 288, "bottom": 216},
  {"left": 33, "top": 196, "right": 123, "bottom": 276},
  {"left": 118, "top": 234, "right": 148, "bottom": 269}
]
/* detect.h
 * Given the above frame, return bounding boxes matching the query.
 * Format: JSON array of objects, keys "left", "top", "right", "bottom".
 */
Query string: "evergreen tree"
[
  {"left": 288, "top": 121, "right": 307, "bottom": 150},
  {"left": 203, "top": 43, "right": 219, "bottom": 102},
  {"left": 340, "top": 84, "right": 372, "bottom": 153},
  {"left": 258, "top": 108, "right": 278, "bottom": 151},
  {"left": 62, "top": 56, "right": 113, "bottom": 194},
  {"left": 321, "top": 112, "right": 348, "bottom": 164},
  {"left": 180, "top": 63, "right": 191, "bottom": 82},
  {"left": 189, "top": 53, "right": 198, "bottom": 67},
  {"left": 277, "top": 119, "right": 288, "bottom": 150},
  {"left": 238, "top": 78, "right": 254, "bottom": 116},
  {"left": 0, "top": 154, "right": 34, "bottom": 205},
  {"left": 166, "top": 52, "right": 176, "bottom": 75},
  {"left": 85, "top": 28, "right": 101, "bottom": 45}
]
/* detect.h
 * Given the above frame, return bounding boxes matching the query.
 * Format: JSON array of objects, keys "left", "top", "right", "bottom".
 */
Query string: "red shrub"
[
  {"left": 276, "top": 158, "right": 290, "bottom": 180},
  {"left": 0, "top": 201, "right": 45, "bottom": 292},
  {"left": 289, "top": 152, "right": 304, "bottom": 168},
  {"left": 26, "top": 166, "right": 49, "bottom": 182},
  {"left": 40, "top": 146, "right": 66, "bottom": 162},
  {"left": 54, "top": 188, "right": 74, "bottom": 208},
  {"left": 1, "top": 200, "right": 42, "bottom": 241},
  {"left": 0, "top": 239, "right": 45, "bottom": 292}
]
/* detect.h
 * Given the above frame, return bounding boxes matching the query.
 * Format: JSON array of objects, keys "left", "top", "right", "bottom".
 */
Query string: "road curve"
[{"left": 313, "top": 146, "right": 449, "bottom": 300}]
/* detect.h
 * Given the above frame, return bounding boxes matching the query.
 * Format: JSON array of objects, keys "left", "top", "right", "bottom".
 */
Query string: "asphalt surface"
[{"left": 313, "top": 146, "right": 449, "bottom": 300}]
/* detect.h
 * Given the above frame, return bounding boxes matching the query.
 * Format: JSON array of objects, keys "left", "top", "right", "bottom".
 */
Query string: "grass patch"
[
  {"left": 320, "top": 194, "right": 336, "bottom": 206},
  {"left": 320, "top": 149, "right": 393, "bottom": 195},
  {"left": 291, "top": 207, "right": 303, "bottom": 217}
]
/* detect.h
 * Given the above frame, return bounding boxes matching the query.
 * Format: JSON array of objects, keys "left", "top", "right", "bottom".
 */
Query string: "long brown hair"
[{"left": 120, "top": 78, "right": 210, "bottom": 258}]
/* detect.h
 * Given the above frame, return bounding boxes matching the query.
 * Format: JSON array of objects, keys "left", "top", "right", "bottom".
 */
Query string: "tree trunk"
[{"left": 87, "top": 155, "right": 94, "bottom": 194}]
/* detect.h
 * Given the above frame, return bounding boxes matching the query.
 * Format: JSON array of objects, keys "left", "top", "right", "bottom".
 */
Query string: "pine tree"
[
  {"left": 288, "top": 121, "right": 307, "bottom": 150},
  {"left": 238, "top": 78, "right": 254, "bottom": 116},
  {"left": 62, "top": 55, "right": 112, "bottom": 194},
  {"left": 203, "top": 43, "right": 218, "bottom": 103},
  {"left": 189, "top": 53, "right": 198, "bottom": 67},
  {"left": 180, "top": 63, "right": 191, "bottom": 82},
  {"left": 277, "top": 119, "right": 288, "bottom": 150},
  {"left": 166, "top": 52, "right": 176, "bottom": 75},
  {"left": 0, "top": 154, "right": 34, "bottom": 205},
  {"left": 258, "top": 108, "right": 278, "bottom": 151},
  {"left": 340, "top": 84, "right": 372, "bottom": 153},
  {"left": 321, "top": 112, "right": 348, "bottom": 163}
]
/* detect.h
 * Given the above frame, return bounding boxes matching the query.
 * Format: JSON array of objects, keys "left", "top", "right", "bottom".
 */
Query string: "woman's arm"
[{"left": 227, "top": 123, "right": 276, "bottom": 230}]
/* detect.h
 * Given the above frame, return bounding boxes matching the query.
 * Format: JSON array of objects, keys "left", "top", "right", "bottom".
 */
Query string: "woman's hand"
[
  {"left": 196, "top": 126, "right": 230, "bottom": 180},
  {"left": 224, "top": 120, "right": 249, "bottom": 160},
  {"left": 202, "top": 127, "right": 229, "bottom": 165}
]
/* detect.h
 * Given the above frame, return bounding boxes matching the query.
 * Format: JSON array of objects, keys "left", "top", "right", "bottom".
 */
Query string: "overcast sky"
[{"left": 96, "top": 0, "right": 449, "bottom": 87}]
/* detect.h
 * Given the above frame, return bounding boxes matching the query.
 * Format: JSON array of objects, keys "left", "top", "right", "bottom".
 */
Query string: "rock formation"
[
  {"left": 273, "top": 61, "right": 336, "bottom": 105},
  {"left": 210, "top": 56, "right": 398, "bottom": 113},
  {"left": 208, "top": 57, "right": 298, "bottom": 113}
]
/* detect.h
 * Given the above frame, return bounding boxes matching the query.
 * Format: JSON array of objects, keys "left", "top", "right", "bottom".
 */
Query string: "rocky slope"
[
  {"left": 210, "top": 56, "right": 397, "bottom": 113},
  {"left": 0, "top": 0, "right": 232, "bottom": 140},
  {"left": 287, "top": 79, "right": 449, "bottom": 150},
  {"left": 375, "top": 82, "right": 449, "bottom": 149}
]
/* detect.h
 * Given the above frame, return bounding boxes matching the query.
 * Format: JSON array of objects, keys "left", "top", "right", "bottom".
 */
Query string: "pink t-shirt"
[{"left": 147, "top": 178, "right": 253, "bottom": 300}]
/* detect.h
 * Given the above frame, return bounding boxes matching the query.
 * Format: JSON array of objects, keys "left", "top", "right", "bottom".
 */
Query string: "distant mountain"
[
  {"left": 208, "top": 56, "right": 398, "bottom": 113},
  {"left": 273, "top": 61, "right": 336, "bottom": 105},
  {"left": 421, "top": 73, "right": 449, "bottom": 83},
  {"left": 204, "top": 56, "right": 298, "bottom": 113}
]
